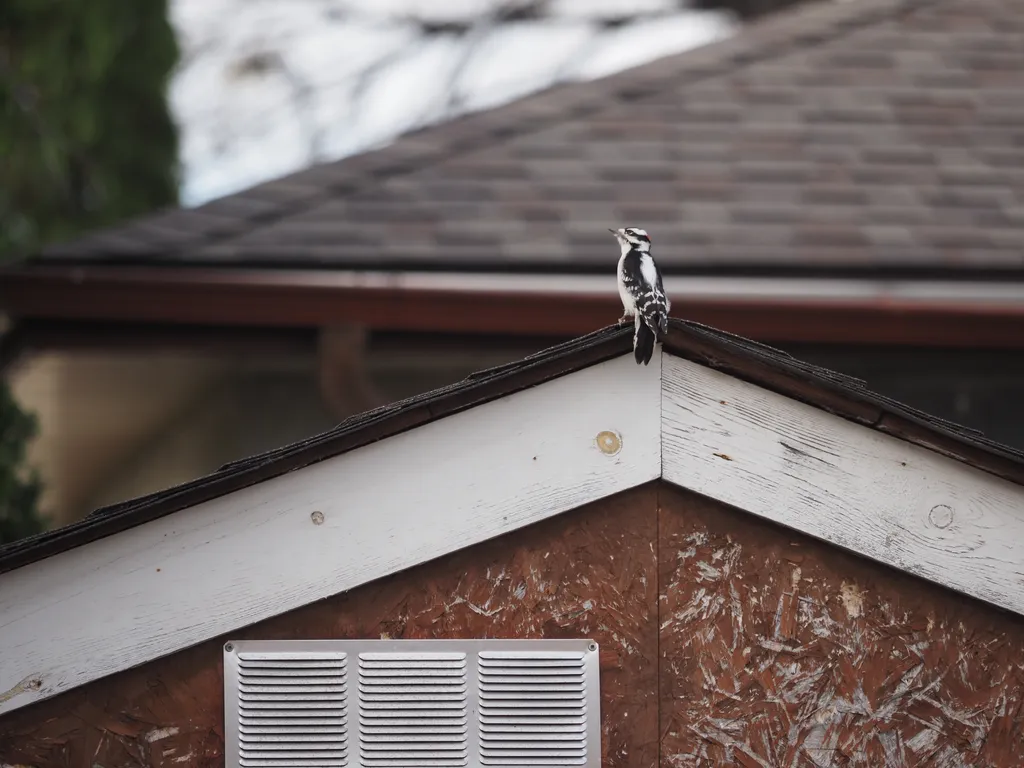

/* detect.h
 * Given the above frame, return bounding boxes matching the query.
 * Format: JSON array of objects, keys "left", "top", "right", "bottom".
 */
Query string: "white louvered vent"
[
  {"left": 224, "top": 640, "right": 600, "bottom": 768},
  {"left": 358, "top": 652, "right": 469, "bottom": 766},
  {"left": 478, "top": 650, "right": 589, "bottom": 766},
  {"left": 234, "top": 649, "right": 348, "bottom": 767}
]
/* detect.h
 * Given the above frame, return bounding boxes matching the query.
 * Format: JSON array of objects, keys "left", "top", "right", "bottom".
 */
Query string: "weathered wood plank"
[
  {"left": 0, "top": 353, "right": 661, "bottom": 716},
  {"left": 658, "top": 484, "right": 1024, "bottom": 767},
  {"left": 661, "top": 353, "right": 1024, "bottom": 617},
  {"left": 0, "top": 486, "right": 661, "bottom": 768}
]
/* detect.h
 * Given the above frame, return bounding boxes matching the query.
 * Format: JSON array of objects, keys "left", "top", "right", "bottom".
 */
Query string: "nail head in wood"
[{"left": 596, "top": 430, "right": 622, "bottom": 456}]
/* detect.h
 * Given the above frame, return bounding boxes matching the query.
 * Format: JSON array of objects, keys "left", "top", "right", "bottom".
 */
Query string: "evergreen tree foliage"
[
  {"left": 0, "top": 1, "right": 180, "bottom": 541},
  {"left": 1, "top": 0, "right": 180, "bottom": 262},
  {"left": 0, "top": 384, "right": 44, "bottom": 545}
]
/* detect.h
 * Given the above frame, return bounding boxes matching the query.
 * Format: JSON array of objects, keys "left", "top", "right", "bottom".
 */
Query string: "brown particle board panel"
[
  {"left": 658, "top": 483, "right": 1024, "bottom": 767},
  {"left": 9, "top": 479, "right": 1024, "bottom": 767},
  {"left": 0, "top": 484, "right": 659, "bottom": 768}
]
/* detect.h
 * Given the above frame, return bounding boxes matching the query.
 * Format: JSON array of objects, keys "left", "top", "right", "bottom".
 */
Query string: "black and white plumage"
[{"left": 610, "top": 227, "right": 670, "bottom": 365}]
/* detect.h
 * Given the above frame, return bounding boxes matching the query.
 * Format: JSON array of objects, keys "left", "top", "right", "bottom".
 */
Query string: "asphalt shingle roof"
[{"left": 38, "top": 0, "right": 1024, "bottom": 276}]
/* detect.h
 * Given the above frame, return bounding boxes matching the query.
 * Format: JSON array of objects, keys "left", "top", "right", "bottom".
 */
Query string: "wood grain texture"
[
  {"left": 0, "top": 485, "right": 660, "bottom": 768},
  {"left": 661, "top": 353, "right": 1024, "bottom": 618},
  {"left": 658, "top": 483, "right": 1024, "bottom": 768},
  {"left": 0, "top": 352, "right": 660, "bottom": 717}
]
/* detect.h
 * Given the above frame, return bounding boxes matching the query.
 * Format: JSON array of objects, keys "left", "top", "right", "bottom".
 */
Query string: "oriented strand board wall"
[
  {"left": 4, "top": 481, "right": 1024, "bottom": 767},
  {"left": 0, "top": 485, "right": 659, "bottom": 768},
  {"left": 659, "top": 484, "right": 1024, "bottom": 767}
]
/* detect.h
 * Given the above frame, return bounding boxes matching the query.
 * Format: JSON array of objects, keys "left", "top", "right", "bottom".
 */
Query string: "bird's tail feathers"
[
  {"left": 654, "top": 310, "right": 668, "bottom": 341},
  {"left": 634, "top": 320, "right": 656, "bottom": 365},
  {"left": 641, "top": 307, "right": 669, "bottom": 341}
]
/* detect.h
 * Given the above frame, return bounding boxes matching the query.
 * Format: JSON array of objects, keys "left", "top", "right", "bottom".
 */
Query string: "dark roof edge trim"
[
  {"left": 0, "top": 325, "right": 634, "bottom": 575},
  {"left": 3, "top": 314, "right": 1022, "bottom": 577}
]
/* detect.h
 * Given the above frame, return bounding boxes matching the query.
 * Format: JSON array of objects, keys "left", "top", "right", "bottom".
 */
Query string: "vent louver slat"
[
  {"left": 226, "top": 640, "right": 598, "bottom": 768},
  {"left": 237, "top": 652, "right": 348, "bottom": 767},
  {"left": 478, "top": 651, "right": 588, "bottom": 766},
  {"left": 358, "top": 651, "right": 469, "bottom": 767}
]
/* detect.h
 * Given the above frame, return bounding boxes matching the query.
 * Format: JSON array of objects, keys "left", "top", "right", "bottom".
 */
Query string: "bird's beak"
[{"left": 609, "top": 228, "right": 623, "bottom": 238}]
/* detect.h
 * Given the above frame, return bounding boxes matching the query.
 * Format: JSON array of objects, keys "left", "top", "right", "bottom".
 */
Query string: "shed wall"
[
  {"left": 0, "top": 485, "right": 660, "bottom": 768},
  {"left": 658, "top": 484, "right": 1024, "bottom": 767},
  {"left": 3, "top": 481, "right": 1024, "bottom": 767}
]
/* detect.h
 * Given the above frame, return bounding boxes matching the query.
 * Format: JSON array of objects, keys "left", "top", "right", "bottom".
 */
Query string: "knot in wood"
[{"left": 928, "top": 504, "right": 954, "bottom": 529}]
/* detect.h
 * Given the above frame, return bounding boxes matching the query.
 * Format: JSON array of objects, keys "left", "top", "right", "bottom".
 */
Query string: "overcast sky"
[{"left": 168, "top": 0, "right": 735, "bottom": 206}]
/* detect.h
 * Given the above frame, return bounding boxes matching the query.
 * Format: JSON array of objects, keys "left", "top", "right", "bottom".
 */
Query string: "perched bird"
[{"left": 609, "top": 227, "right": 670, "bottom": 366}]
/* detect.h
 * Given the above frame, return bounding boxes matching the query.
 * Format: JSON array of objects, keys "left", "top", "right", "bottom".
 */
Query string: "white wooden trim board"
[
  {"left": 0, "top": 353, "right": 662, "bottom": 716},
  {"left": 2, "top": 345, "right": 1024, "bottom": 718},
  {"left": 661, "top": 354, "right": 1024, "bottom": 619}
]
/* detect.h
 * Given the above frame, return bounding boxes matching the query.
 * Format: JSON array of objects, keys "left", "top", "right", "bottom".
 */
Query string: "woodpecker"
[{"left": 610, "top": 227, "right": 670, "bottom": 366}]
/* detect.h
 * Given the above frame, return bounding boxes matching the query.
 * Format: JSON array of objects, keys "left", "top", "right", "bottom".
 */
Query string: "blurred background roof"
[{"left": 33, "top": 0, "right": 1024, "bottom": 280}]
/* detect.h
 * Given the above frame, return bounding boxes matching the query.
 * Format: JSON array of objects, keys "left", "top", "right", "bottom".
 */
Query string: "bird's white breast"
[
  {"left": 616, "top": 252, "right": 636, "bottom": 312},
  {"left": 639, "top": 253, "right": 658, "bottom": 288}
]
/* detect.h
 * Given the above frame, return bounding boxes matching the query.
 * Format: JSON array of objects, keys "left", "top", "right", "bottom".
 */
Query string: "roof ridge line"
[{"left": 38, "top": 0, "right": 948, "bottom": 264}]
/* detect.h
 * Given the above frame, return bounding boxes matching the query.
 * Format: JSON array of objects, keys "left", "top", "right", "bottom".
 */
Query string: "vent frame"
[{"left": 224, "top": 638, "right": 600, "bottom": 768}]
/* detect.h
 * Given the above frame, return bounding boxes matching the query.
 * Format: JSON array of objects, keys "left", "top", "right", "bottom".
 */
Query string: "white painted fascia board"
[
  {"left": 5, "top": 343, "right": 1024, "bottom": 719},
  {"left": 661, "top": 353, "right": 1024, "bottom": 618},
  {"left": 0, "top": 352, "right": 662, "bottom": 717}
]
